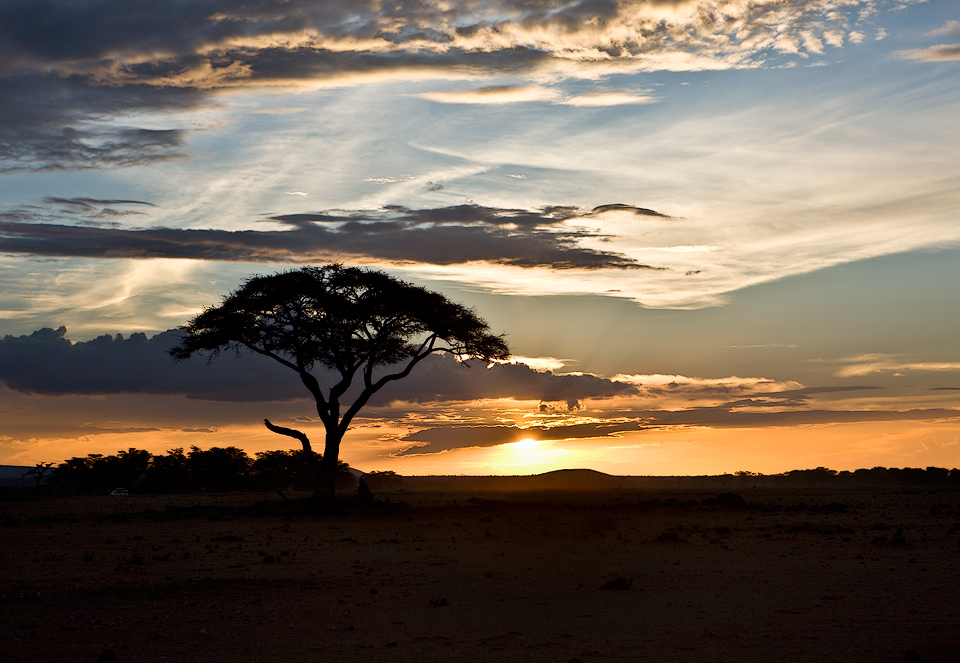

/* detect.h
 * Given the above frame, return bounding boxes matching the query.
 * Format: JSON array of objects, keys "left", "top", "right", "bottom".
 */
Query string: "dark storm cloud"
[
  {"left": 0, "top": 328, "right": 637, "bottom": 406},
  {"left": 0, "top": 327, "right": 302, "bottom": 402},
  {"left": 0, "top": 202, "right": 669, "bottom": 270}
]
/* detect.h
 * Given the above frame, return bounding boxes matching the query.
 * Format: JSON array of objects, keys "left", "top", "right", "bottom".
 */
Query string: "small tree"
[
  {"left": 23, "top": 461, "right": 54, "bottom": 494},
  {"left": 171, "top": 264, "right": 509, "bottom": 508}
]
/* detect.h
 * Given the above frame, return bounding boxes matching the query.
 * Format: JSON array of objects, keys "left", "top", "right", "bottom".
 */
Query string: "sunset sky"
[{"left": 2, "top": 0, "right": 959, "bottom": 475}]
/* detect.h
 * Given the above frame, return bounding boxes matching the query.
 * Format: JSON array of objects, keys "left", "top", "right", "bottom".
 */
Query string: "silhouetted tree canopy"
[
  {"left": 43, "top": 446, "right": 359, "bottom": 496},
  {"left": 170, "top": 264, "right": 509, "bottom": 507}
]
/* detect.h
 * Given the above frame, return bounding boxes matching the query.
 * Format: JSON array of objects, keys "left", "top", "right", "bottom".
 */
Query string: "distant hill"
[
  {"left": 0, "top": 465, "right": 35, "bottom": 488},
  {"left": 527, "top": 468, "right": 616, "bottom": 489},
  {"left": 537, "top": 468, "right": 611, "bottom": 479},
  {"left": 0, "top": 465, "right": 30, "bottom": 479}
]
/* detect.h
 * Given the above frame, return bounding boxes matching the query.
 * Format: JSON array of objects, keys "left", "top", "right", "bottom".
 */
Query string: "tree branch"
[
  {"left": 296, "top": 370, "right": 333, "bottom": 428},
  {"left": 338, "top": 342, "right": 438, "bottom": 437},
  {"left": 242, "top": 343, "right": 300, "bottom": 372},
  {"left": 263, "top": 418, "right": 311, "bottom": 446}
]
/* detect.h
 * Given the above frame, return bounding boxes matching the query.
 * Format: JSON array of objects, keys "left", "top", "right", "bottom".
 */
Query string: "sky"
[{"left": 1, "top": 0, "right": 959, "bottom": 476}]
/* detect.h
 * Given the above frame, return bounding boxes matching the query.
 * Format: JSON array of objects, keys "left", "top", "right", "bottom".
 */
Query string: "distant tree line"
[
  {"left": 731, "top": 466, "right": 960, "bottom": 487},
  {"left": 34, "top": 447, "right": 401, "bottom": 496}
]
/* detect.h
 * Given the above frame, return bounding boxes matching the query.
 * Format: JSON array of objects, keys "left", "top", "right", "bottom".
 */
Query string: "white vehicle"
[{"left": 110, "top": 488, "right": 129, "bottom": 496}]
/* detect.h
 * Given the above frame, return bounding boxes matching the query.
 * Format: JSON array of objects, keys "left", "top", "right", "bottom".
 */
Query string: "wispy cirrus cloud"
[
  {"left": 417, "top": 85, "right": 657, "bottom": 106},
  {"left": 830, "top": 354, "right": 960, "bottom": 378},
  {"left": 417, "top": 85, "right": 563, "bottom": 105},
  {"left": 897, "top": 19, "right": 960, "bottom": 62},
  {"left": 898, "top": 43, "right": 960, "bottom": 62}
]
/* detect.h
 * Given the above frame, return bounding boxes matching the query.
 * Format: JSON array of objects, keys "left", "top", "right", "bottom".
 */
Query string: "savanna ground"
[{"left": 3, "top": 483, "right": 960, "bottom": 663}]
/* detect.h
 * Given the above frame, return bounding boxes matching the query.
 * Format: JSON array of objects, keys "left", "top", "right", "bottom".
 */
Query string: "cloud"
[
  {"left": 630, "top": 405, "right": 960, "bottom": 429},
  {"left": 0, "top": 75, "right": 199, "bottom": 172},
  {"left": 0, "top": 0, "right": 890, "bottom": 169},
  {"left": 0, "top": 327, "right": 638, "bottom": 406},
  {"left": 508, "top": 356, "right": 572, "bottom": 372},
  {"left": 254, "top": 107, "right": 310, "bottom": 115},
  {"left": 396, "top": 422, "right": 643, "bottom": 455},
  {"left": 44, "top": 197, "right": 155, "bottom": 209},
  {"left": 3, "top": 327, "right": 956, "bottom": 457},
  {"left": 0, "top": 201, "right": 673, "bottom": 271},
  {"left": 898, "top": 44, "right": 960, "bottom": 62},
  {"left": 928, "top": 21, "right": 960, "bottom": 39},
  {"left": 417, "top": 85, "right": 656, "bottom": 106},
  {"left": 1, "top": 1, "right": 875, "bottom": 84},
  {"left": 562, "top": 90, "right": 657, "bottom": 107},
  {"left": 417, "top": 85, "right": 561, "bottom": 105},
  {"left": 393, "top": 382, "right": 960, "bottom": 455},
  {"left": 830, "top": 354, "right": 960, "bottom": 378},
  {"left": 0, "top": 327, "right": 302, "bottom": 402},
  {"left": 612, "top": 373, "right": 804, "bottom": 397},
  {"left": 364, "top": 177, "right": 407, "bottom": 183},
  {"left": 381, "top": 358, "right": 638, "bottom": 405},
  {"left": 40, "top": 197, "right": 155, "bottom": 221},
  {"left": 897, "top": 19, "right": 960, "bottom": 62}
]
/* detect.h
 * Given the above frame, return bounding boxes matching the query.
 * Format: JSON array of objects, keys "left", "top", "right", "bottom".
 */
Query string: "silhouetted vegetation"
[
  {"left": 782, "top": 466, "right": 960, "bottom": 487},
  {"left": 6, "top": 459, "right": 960, "bottom": 502},
  {"left": 23, "top": 461, "right": 54, "bottom": 492},
  {"left": 43, "top": 446, "right": 366, "bottom": 496}
]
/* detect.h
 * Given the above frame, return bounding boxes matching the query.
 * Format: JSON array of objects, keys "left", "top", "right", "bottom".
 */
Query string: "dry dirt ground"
[{"left": 2, "top": 486, "right": 960, "bottom": 663}]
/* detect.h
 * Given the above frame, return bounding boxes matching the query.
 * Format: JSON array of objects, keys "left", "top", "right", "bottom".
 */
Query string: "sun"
[
  {"left": 489, "top": 436, "right": 580, "bottom": 473},
  {"left": 511, "top": 437, "right": 541, "bottom": 451}
]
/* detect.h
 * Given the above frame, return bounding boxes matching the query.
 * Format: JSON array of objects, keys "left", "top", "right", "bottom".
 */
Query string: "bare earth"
[{"left": 3, "top": 484, "right": 959, "bottom": 662}]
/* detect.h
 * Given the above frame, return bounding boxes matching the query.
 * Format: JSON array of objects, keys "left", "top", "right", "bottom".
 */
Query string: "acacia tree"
[{"left": 170, "top": 265, "right": 509, "bottom": 507}]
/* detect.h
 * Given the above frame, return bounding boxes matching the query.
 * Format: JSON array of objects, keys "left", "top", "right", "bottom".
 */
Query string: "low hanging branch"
[
  {"left": 263, "top": 418, "right": 322, "bottom": 492},
  {"left": 263, "top": 418, "right": 312, "bottom": 448}
]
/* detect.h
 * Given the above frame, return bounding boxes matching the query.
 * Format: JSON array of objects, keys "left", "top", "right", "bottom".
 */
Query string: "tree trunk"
[{"left": 318, "top": 429, "right": 342, "bottom": 509}]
